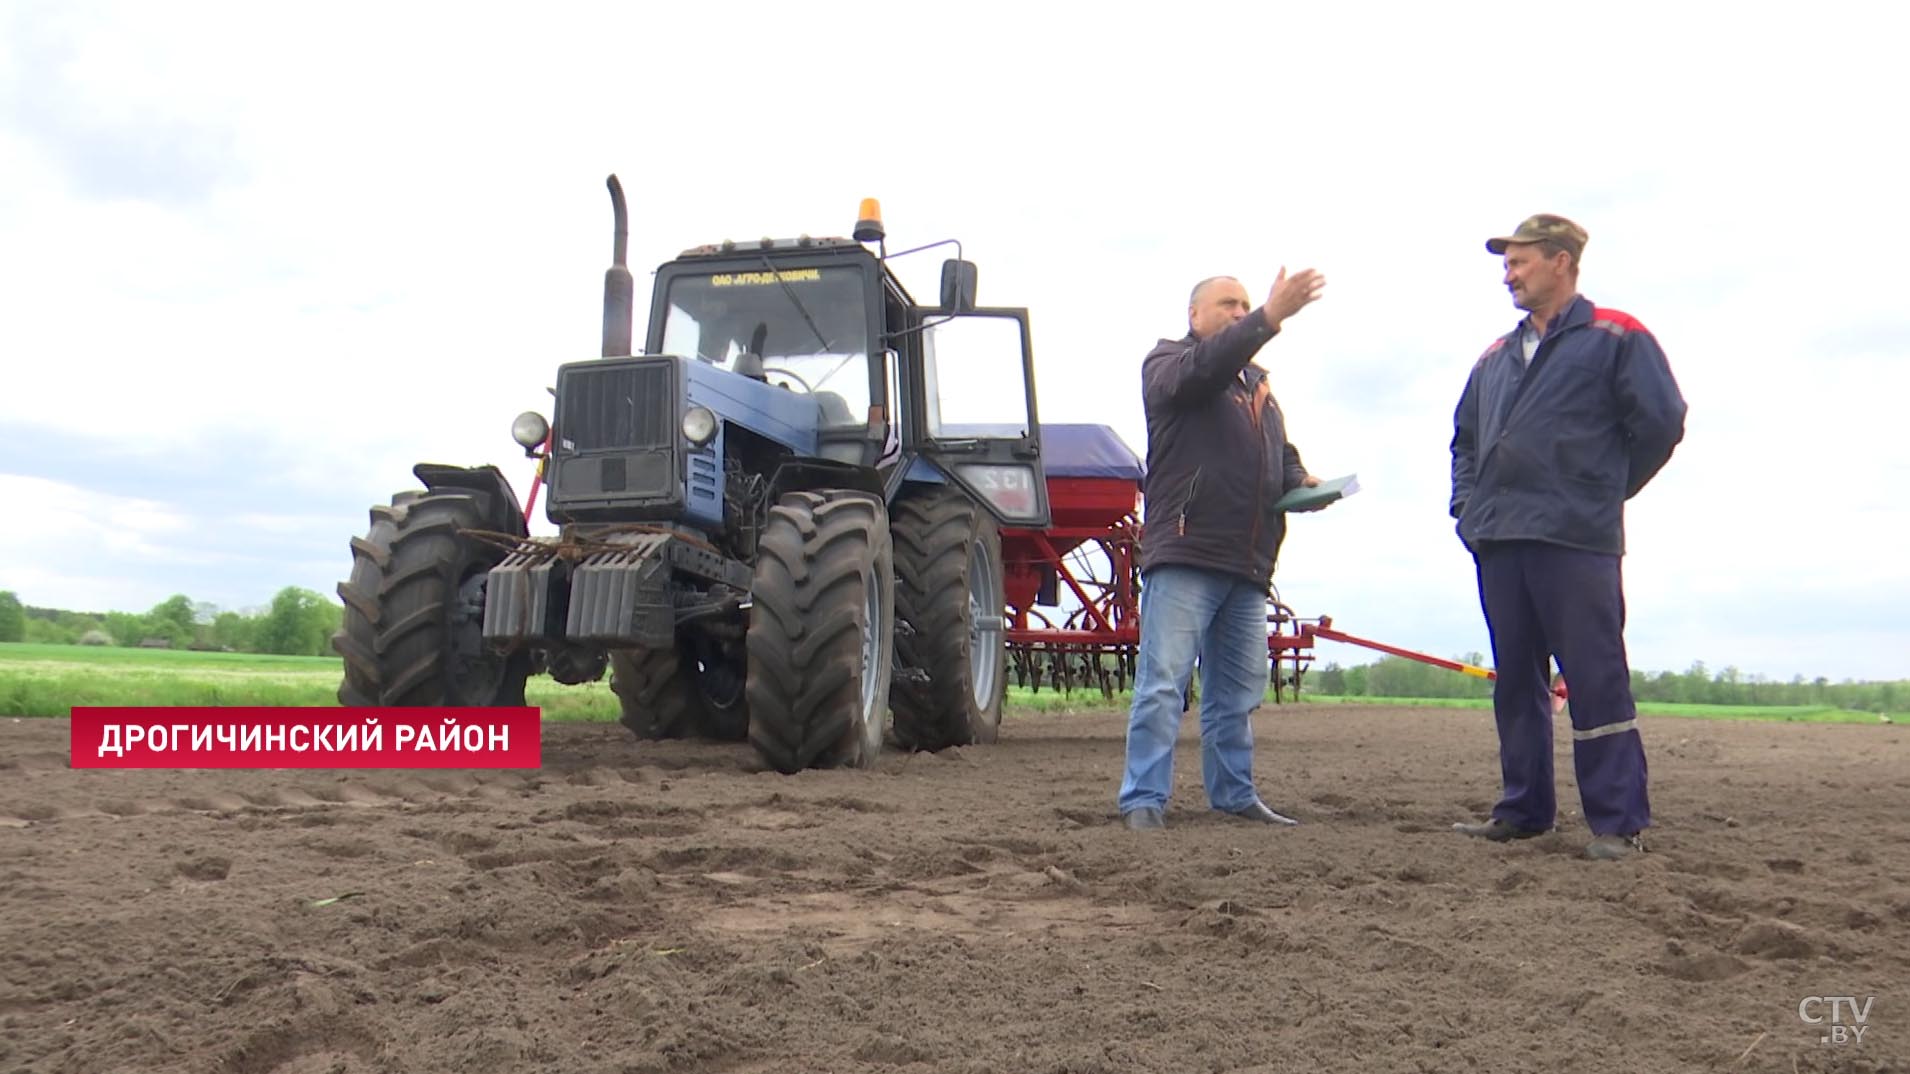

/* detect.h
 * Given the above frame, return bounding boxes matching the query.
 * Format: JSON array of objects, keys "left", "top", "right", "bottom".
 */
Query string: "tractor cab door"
[{"left": 907, "top": 306, "right": 1051, "bottom": 529}]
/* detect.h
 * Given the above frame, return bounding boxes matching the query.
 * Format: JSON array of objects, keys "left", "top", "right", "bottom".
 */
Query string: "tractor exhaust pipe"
[{"left": 602, "top": 174, "right": 633, "bottom": 357}]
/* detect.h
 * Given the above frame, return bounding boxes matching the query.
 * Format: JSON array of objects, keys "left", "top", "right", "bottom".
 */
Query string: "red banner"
[{"left": 69, "top": 707, "right": 542, "bottom": 769}]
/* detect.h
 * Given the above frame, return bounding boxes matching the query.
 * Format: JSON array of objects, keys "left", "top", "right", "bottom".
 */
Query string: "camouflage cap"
[{"left": 1485, "top": 213, "right": 1588, "bottom": 257}]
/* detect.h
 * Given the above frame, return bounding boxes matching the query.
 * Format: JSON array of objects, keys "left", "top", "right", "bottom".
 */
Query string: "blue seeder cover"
[{"left": 1039, "top": 423, "right": 1145, "bottom": 481}]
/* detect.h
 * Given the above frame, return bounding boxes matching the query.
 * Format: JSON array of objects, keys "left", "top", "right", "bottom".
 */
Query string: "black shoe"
[
  {"left": 1124, "top": 806, "right": 1165, "bottom": 831},
  {"left": 1452, "top": 817, "right": 1548, "bottom": 842},
  {"left": 1224, "top": 800, "right": 1299, "bottom": 826},
  {"left": 1585, "top": 833, "right": 1644, "bottom": 860}
]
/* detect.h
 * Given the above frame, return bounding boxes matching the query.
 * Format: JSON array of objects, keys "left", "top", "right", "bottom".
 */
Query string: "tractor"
[{"left": 330, "top": 176, "right": 1051, "bottom": 773}]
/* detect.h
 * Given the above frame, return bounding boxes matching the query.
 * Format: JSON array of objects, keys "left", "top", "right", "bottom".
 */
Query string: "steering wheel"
[{"left": 761, "top": 366, "right": 815, "bottom": 393}]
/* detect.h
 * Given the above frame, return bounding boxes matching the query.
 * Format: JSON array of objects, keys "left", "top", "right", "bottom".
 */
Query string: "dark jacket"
[
  {"left": 1137, "top": 310, "right": 1309, "bottom": 589},
  {"left": 1450, "top": 294, "right": 1687, "bottom": 556}
]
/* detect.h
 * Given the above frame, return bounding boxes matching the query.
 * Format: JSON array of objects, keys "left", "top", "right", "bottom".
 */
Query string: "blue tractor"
[{"left": 331, "top": 177, "right": 1052, "bottom": 773}]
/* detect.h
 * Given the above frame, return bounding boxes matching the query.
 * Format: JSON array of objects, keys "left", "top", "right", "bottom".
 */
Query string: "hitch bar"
[{"left": 1300, "top": 617, "right": 1568, "bottom": 700}]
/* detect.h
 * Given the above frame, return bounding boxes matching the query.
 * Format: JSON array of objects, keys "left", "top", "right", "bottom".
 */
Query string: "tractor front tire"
[
  {"left": 610, "top": 648, "right": 700, "bottom": 741},
  {"left": 889, "top": 487, "right": 1006, "bottom": 751},
  {"left": 745, "top": 491, "right": 895, "bottom": 773},
  {"left": 333, "top": 491, "right": 528, "bottom": 707},
  {"left": 610, "top": 645, "right": 750, "bottom": 742}
]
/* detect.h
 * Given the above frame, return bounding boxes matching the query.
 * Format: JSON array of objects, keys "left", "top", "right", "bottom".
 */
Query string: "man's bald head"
[
  {"left": 1187, "top": 276, "right": 1251, "bottom": 339},
  {"left": 1189, "top": 276, "right": 1237, "bottom": 307}
]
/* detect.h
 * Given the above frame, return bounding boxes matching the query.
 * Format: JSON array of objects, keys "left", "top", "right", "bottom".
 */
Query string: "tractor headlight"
[
  {"left": 511, "top": 411, "right": 550, "bottom": 450},
  {"left": 682, "top": 405, "right": 718, "bottom": 446}
]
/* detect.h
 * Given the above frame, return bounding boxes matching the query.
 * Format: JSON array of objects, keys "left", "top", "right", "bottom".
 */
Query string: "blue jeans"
[{"left": 1117, "top": 564, "right": 1271, "bottom": 814}]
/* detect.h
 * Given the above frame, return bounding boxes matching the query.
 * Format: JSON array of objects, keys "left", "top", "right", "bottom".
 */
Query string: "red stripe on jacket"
[{"left": 1592, "top": 307, "right": 1649, "bottom": 334}]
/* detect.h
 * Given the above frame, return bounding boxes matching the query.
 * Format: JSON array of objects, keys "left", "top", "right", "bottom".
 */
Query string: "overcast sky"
[{"left": 2, "top": 1, "right": 1904, "bottom": 681}]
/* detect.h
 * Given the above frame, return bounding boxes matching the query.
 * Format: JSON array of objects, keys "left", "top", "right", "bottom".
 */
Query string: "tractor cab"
[
  {"left": 639, "top": 211, "right": 1050, "bottom": 530},
  {"left": 649, "top": 245, "right": 886, "bottom": 471},
  {"left": 658, "top": 263, "right": 872, "bottom": 429}
]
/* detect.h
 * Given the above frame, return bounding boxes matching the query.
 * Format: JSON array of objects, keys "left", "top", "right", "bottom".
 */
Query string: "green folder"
[{"left": 1274, "top": 473, "right": 1359, "bottom": 513}]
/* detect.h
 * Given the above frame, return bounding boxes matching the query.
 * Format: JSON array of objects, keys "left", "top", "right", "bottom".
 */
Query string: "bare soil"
[{"left": 2, "top": 705, "right": 1905, "bottom": 1074}]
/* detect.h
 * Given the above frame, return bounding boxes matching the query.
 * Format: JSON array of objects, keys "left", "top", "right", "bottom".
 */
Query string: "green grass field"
[
  {"left": 0, "top": 643, "right": 1898, "bottom": 726},
  {"left": 0, "top": 642, "right": 621, "bottom": 721},
  {"left": 1300, "top": 693, "right": 1896, "bottom": 725}
]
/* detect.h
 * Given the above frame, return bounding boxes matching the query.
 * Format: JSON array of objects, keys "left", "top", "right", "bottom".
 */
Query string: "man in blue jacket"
[
  {"left": 1449, "top": 213, "right": 1687, "bottom": 861},
  {"left": 1118, "top": 267, "right": 1326, "bottom": 831}
]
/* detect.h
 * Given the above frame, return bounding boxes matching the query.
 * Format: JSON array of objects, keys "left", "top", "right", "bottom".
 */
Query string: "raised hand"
[{"left": 1263, "top": 266, "right": 1326, "bottom": 330}]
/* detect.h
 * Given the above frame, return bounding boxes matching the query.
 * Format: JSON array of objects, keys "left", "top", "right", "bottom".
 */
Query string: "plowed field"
[{"left": 2, "top": 705, "right": 1903, "bottom": 1073}]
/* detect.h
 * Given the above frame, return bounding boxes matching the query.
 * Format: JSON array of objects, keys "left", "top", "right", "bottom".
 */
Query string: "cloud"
[
  {"left": 0, "top": 427, "right": 480, "bottom": 614},
  {"left": 8, "top": 483, "right": 244, "bottom": 558},
  {"left": 0, "top": 6, "right": 247, "bottom": 206}
]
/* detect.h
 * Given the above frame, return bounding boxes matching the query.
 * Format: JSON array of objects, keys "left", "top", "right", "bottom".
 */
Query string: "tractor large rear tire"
[
  {"left": 889, "top": 487, "right": 1006, "bottom": 750},
  {"left": 333, "top": 491, "right": 529, "bottom": 707},
  {"left": 745, "top": 491, "right": 895, "bottom": 773},
  {"left": 610, "top": 646, "right": 750, "bottom": 742}
]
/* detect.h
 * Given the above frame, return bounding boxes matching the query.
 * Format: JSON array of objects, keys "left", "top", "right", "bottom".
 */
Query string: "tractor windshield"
[{"left": 659, "top": 264, "right": 873, "bottom": 429}]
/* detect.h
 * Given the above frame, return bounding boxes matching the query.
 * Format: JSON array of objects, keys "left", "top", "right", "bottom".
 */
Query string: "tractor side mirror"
[{"left": 940, "top": 259, "right": 978, "bottom": 312}]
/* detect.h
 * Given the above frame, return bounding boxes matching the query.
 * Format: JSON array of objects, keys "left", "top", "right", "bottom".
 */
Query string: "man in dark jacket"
[
  {"left": 1118, "top": 268, "right": 1326, "bottom": 830},
  {"left": 1448, "top": 213, "right": 1687, "bottom": 860}
]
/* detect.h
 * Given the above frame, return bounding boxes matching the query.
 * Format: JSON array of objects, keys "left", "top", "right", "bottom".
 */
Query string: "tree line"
[
  {"left": 2, "top": 588, "right": 1900, "bottom": 711},
  {"left": 1305, "top": 654, "right": 1906, "bottom": 714},
  {"left": 0, "top": 589, "right": 343, "bottom": 658}
]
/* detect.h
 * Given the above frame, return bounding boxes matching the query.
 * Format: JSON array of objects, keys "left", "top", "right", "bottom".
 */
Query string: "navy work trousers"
[{"left": 1474, "top": 539, "right": 1651, "bottom": 836}]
